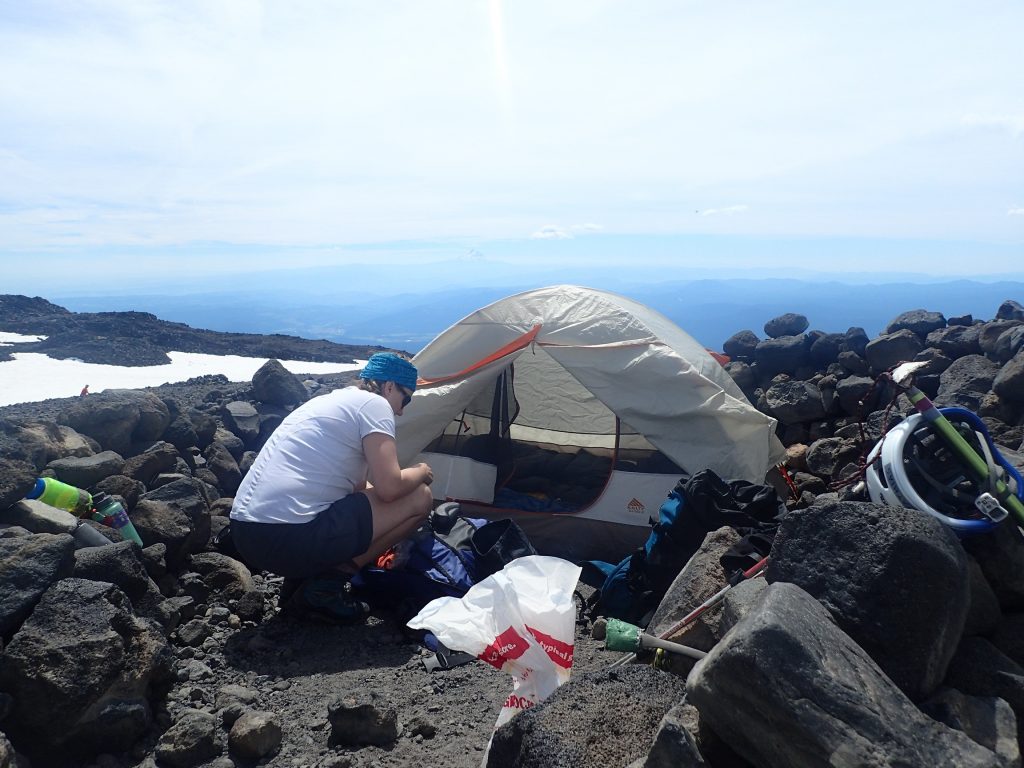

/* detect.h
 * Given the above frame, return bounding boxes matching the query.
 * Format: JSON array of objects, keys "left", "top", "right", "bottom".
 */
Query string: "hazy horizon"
[{"left": 2, "top": 3, "right": 1021, "bottom": 294}]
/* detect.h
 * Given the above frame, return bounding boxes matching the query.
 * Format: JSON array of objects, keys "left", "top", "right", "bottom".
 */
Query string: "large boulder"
[
  {"left": 764, "top": 380, "right": 827, "bottom": 425},
  {"left": 251, "top": 359, "right": 308, "bottom": 408},
  {"left": 764, "top": 313, "right": 809, "bottom": 339},
  {"left": 45, "top": 450, "right": 125, "bottom": 488},
  {"left": 993, "top": 350, "right": 1024, "bottom": 404},
  {"left": 686, "top": 582, "right": 999, "bottom": 767},
  {"left": 767, "top": 500, "right": 969, "bottom": 701},
  {"left": 0, "top": 578, "right": 173, "bottom": 762},
  {"left": 885, "top": 309, "right": 946, "bottom": 337},
  {"left": 865, "top": 329, "right": 923, "bottom": 372},
  {"left": 936, "top": 355, "right": 1001, "bottom": 411},
  {"left": 754, "top": 336, "right": 809, "bottom": 378},
  {"left": 57, "top": 390, "right": 171, "bottom": 455},
  {"left": 0, "top": 532, "right": 75, "bottom": 640},
  {"left": 135, "top": 478, "right": 212, "bottom": 564}
]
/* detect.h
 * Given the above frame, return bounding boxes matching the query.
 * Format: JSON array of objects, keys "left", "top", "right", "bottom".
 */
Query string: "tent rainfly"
[{"left": 397, "top": 285, "right": 786, "bottom": 562}]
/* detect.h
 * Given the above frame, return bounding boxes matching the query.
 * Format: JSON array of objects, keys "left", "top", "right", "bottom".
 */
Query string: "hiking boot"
[{"left": 284, "top": 575, "right": 370, "bottom": 625}]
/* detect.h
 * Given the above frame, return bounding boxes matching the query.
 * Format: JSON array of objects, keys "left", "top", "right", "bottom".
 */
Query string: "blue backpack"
[
  {"left": 584, "top": 469, "right": 783, "bottom": 626},
  {"left": 351, "top": 503, "right": 536, "bottom": 623}
]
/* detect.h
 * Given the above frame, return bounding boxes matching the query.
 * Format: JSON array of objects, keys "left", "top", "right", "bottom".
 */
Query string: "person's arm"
[{"left": 362, "top": 432, "right": 432, "bottom": 502}]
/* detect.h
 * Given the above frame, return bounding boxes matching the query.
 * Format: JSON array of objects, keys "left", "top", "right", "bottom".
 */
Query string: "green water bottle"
[
  {"left": 91, "top": 492, "right": 144, "bottom": 546},
  {"left": 25, "top": 477, "right": 94, "bottom": 518}
]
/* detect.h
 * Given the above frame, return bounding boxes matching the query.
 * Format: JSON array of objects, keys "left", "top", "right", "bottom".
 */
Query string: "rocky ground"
[{"left": 3, "top": 296, "right": 1024, "bottom": 768}]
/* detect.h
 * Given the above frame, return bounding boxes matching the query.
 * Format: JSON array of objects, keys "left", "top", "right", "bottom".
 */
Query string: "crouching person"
[{"left": 229, "top": 352, "right": 433, "bottom": 623}]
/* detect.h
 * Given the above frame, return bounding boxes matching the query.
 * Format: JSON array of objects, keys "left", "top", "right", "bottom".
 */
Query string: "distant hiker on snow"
[
  {"left": 79, "top": 384, "right": 89, "bottom": 396},
  {"left": 229, "top": 352, "right": 433, "bottom": 623}
]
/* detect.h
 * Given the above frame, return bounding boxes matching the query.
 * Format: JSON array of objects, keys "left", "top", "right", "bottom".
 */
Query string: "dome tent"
[{"left": 397, "top": 285, "right": 786, "bottom": 562}]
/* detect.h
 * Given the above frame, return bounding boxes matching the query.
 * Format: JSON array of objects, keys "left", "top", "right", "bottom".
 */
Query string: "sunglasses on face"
[{"left": 396, "top": 385, "right": 413, "bottom": 408}]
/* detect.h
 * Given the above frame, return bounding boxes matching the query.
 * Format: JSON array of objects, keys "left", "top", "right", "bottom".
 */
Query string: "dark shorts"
[{"left": 230, "top": 492, "right": 374, "bottom": 579}]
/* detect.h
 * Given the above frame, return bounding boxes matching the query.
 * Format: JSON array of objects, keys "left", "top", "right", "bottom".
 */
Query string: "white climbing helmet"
[{"left": 865, "top": 409, "right": 1019, "bottom": 534}]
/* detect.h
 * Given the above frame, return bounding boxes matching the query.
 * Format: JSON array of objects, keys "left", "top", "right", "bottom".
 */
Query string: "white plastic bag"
[{"left": 407, "top": 555, "right": 581, "bottom": 729}]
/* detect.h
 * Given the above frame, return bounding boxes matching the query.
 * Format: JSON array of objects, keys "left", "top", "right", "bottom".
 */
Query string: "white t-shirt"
[{"left": 230, "top": 386, "right": 395, "bottom": 524}]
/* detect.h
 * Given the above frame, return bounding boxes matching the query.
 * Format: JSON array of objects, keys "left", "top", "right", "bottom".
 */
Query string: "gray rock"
[
  {"left": 215, "top": 684, "right": 260, "bottom": 711},
  {"left": 990, "top": 613, "right": 1024, "bottom": 669},
  {"left": 131, "top": 499, "right": 194, "bottom": 566},
  {"left": 93, "top": 474, "right": 146, "bottom": 508},
  {"left": 486, "top": 665, "right": 688, "bottom": 768},
  {"left": 804, "top": 437, "right": 860, "bottom": 480},
  {"left": 994, "top": 326, "right": 1024, "bottom": 364},
  {"left": 723, "top": 330, "right": 759, "bottom": 360},
  {"left": 164, "top": 415, "right": 200, "bottom": 451},
  {"left": 808, "top": 332, "right": 844, "bottom": 366},
  {"left": 767, "top": 500, "right": 969, "bottom": 701},
  {"left": 885, "top": 309, "right": 947, "bottom": 337},
  {"left": 0, "top": 532, "right": 75, "bottom": 638},
  {"left": 920, "top": 687, "right": 1021, "bottom": 767},
  {"left": 177, "top": 618, "right": 214, "bottom": 647},
  {"left": 57, "top": 390, "right": 171, "bottom": 455},
  {"left": 221, "top": 402, "right": 260, "bottom": 446},
  {"left": 228, "top": 710, "right": 282, "bottom": 762},
  {"left": 251, "top": 359, "right": 309, "bottom": 408},
  {"left": 641, "top": 701, "right": 706, "bottom": 767},
  {"left": 687, "top": 582, "right": 999, "bottom": 767},
  {"left": 138, "top": 478, "right": 211, "bottom": 564},
  {"left": 764, "top": 313, "right": 809, "bottom": 338},
  {"left": 964, "top": 556, "right": 1003, "bottom": 638},
  {"left": 72, "top": 539, "right": 167, "bottom": 626},
  {"left": 835, "top": 375, "right": 878, "bottom": 416},
  {"left": 0, "top": 499, "right": 78, "bottom": 535},
  {"left": 994, "top": 350, "right": 1024, "bottom": 404},
  {"left": 45, "top": 450, "right": 125, "bottom": 488},
  {"left": 187, "top": 552, "right": 255, "bottom": 600},
  {"left": 926, "top": 324, "right": 982, "bottom": 358},
  {"left": 648, "top": 527, "right": 741, "bottom": 653},
  {"left": 865, "top": 329, "right": 924, "bottom": 372},
  {"left": 997, "top": 300, "right": 1024, "bottom": 321},
  {"left": 121, "top": 441, "right": 179, "bottom": 485},
  {"left": 0, "top": 578, "right": 173, "bottom": 760},
  {"left": 212, "top": 429, "right": 245, "bottom": 462},
  {"left": 764, "top": 380, "right": 827, "bottom": 424},
  {"left": 945, "top": 637, "right": 1024, "bottom": 756},
  {"left": 328, "top": 690, "right": 400, "bottom": 747},
  {"left": 203, "top": 443, "right": 242, "bottom": 495},
  {"left": 155, "top": 709, "right": 222, "bottom": 768},
  {"left": 963, "top": 522, "right": 1024, "bottom": 610},
  {"left": 937, "top": 354, "right": 1001, "bottom": 406},
  {"left": 754, "top": 335, "right": 809, "bottom": 378},
  {"left": 837, "top": 349, "right": 869, "bottom": 375},
  {"left": 718, "top": 576, "right": 768, "bottom": 635}
]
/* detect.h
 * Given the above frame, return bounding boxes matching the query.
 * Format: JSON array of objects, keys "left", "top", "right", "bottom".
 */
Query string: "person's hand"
[{"left": 418, "top": 462, "right": 434, "bottom": 486}]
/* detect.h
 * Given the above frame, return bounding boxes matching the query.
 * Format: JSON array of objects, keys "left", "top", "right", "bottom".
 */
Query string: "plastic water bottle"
[
  {"left": 25, "top": 477, "right": 93, "bottom": 518},
  {"left": 91, "top": 492, "right": 144, "bottom": 546}
]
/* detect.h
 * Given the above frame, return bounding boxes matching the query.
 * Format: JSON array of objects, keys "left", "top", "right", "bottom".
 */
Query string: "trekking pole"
[
  {"left": 892, "top": 363, "right": 1024, "bottom": 526},
  {"left": 608, "top": 555, "right": 768, "bottom": 668},
  {"left": 604, "top": 618, "right": 707, "bottom": 660}
]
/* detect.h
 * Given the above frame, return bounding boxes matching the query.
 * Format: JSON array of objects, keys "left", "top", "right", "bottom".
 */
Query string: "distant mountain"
[
  {"left": 0, "top": 295, "right": 390, "bottom": 367},
  {"left": 50, "top": 278, "right": 1024, "bottom": 352}
]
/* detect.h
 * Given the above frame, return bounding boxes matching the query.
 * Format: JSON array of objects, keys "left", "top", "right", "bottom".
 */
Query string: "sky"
[
  {"left": 0, "top": 332, "right": 364, "bottom": 406},
  {"left": 2, "top": 1, "right": 1023, "bottom": 294}
]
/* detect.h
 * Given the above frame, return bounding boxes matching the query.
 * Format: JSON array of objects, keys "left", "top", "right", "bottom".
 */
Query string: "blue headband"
[{"left": 359, "top": 353, "right": 418, "bottom": 391}]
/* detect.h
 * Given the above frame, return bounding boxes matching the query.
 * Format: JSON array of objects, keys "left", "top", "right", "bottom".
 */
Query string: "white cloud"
[
  {"left": 699, "top": 206, "right": 750, "bottom": 217},
  {"left": 530, "top": 225, "right": 572, "bottom": 240},
  {"left": 1009, "top": 207, "right": 1024, "bottom": 217},
  {"left": 962, "top": 114, "right": 1024, "bottom": 137}
]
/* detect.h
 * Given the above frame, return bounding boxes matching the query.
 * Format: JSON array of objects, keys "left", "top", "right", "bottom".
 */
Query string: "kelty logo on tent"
[
  {"left": 480, "top": 627, "right": 529, "bottom": 669},
  {"left": 627, "top": 498, "right": 645, "bottom": 515}
]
